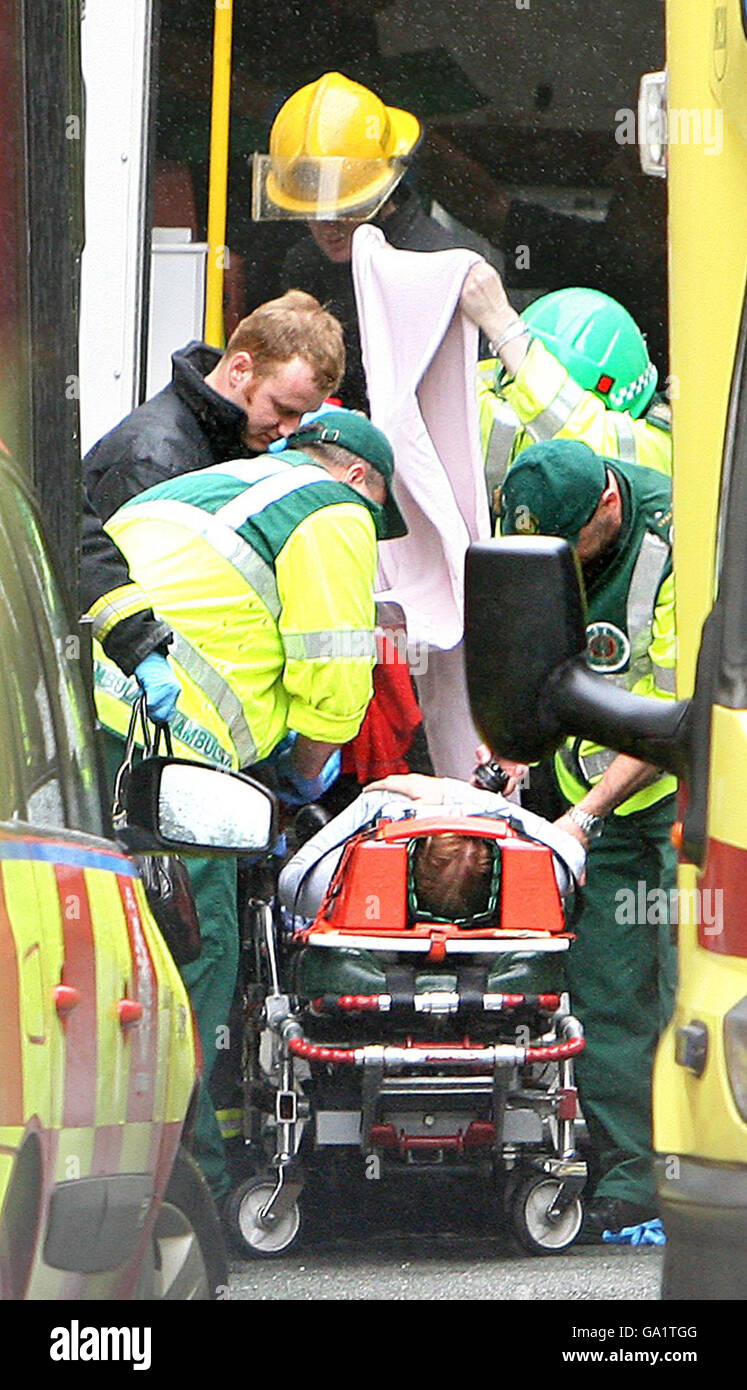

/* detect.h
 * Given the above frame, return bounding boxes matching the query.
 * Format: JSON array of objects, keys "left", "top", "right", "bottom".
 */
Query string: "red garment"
[{"left": 341, "top": 634, "right": 422, "bottom": 782}]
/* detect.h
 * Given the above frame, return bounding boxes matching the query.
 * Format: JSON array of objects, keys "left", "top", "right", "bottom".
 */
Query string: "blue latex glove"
[
  {"left": 134, "top": 652, "right": 181, "bottom": 723},
  {"left": 265, "top": 730, "right": 298, "bottom": 763},
  {"left": 602, "top": 1218, "right": 666, "bottom": 1246},
  {"left": 275, "top": 745, "right": 341, "bottom": 806},
  {"left": 268, "top": 403, "right": 350, "bottom": 453}
]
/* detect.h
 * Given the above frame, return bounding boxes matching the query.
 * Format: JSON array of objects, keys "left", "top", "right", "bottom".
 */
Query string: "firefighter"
[
  {"left": 252, "top": 71, "right": 463, "bottom": 409},
  {"left": 500, "top": 439, "right": 677, "bottom": 1241},
  {"left": 90, "top": 411, "right": 406, "bottom": 1201},
  {"left": 458, "top": 262, "right": 671, "bottom": 509}
]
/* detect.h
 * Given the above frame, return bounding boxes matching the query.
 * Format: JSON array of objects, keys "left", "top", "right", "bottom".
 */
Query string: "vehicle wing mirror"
[
  {"left": 464, "top": 537, "right": 692, "bottom": 780},
  {"left": 121, "top": 757, "right": 278, "bottom": 855},
  {"left": 465, "top": 537, "right": 588, "bottom": 763}
]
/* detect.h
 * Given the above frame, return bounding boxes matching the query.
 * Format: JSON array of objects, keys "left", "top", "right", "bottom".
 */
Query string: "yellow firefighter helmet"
[{"left": 253, "top": 71, "right": 421, "bottom": 220}]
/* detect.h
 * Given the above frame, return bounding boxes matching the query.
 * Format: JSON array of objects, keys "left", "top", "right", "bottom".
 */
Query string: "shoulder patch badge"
[{"left": 586, "top": 620, "right": 631, "bottom": 673}]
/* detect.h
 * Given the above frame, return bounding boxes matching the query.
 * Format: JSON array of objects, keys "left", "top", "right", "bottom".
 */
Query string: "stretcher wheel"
[
  {"left": 510, "top": 1175, "right": 583, "bottom": 1255},
  {"left": 225, "top": 1175, "right": 302, "bottom": 1258}
]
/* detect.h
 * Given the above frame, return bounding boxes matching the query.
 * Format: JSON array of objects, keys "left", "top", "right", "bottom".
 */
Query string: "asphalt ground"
[
  {"left": 228, "top": 1238, "right": 663, "bottom": 1302},
  {"left": 226, "top": 1170, "right": 664, "bottom": 1301}
]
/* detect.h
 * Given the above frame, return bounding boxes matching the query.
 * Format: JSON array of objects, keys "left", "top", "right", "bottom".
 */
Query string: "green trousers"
[
  {"left": 564, "top": 794, "right": 678, "bottom": 1209},
  {"left": 101, "top": 730, "right": 237, "bottom": 1200}
]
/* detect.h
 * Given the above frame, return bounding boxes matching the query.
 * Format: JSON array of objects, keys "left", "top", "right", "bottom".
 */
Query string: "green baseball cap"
[
  {"left": 500, "top": 441, "right": 608, "bottom": 545},
  {"left": 288, "top": 410, "right": 408, "bottom": 540}
]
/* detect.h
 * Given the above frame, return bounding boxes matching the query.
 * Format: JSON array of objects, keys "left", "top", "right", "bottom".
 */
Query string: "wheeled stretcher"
[{"left": 226, "top": 813, "right": 588, "bottom": 1256}]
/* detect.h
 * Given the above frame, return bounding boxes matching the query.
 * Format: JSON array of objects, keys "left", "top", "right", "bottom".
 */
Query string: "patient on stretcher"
[{"left": 278, "top": 772, "right": 586, "bottom": 922}]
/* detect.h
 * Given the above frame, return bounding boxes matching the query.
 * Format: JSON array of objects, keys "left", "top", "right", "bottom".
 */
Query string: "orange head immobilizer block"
[{"left": 304, "top": 816, "right": 568, "bottom": 944}]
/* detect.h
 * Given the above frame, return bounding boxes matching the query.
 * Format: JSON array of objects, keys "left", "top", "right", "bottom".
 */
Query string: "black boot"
[{"left": 578, "top": 1196, "right": 658, "bottom": 1244}]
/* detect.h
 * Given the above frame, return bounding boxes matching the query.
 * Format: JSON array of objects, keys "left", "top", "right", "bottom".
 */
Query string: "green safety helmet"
[{"left": 522, "top": 287, "right": 658, "bottom": 418}]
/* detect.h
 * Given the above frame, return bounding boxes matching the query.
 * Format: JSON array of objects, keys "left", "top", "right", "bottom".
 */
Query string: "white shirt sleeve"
[{"left": 277, "top": 790, "right": 413, "bottom": 919}]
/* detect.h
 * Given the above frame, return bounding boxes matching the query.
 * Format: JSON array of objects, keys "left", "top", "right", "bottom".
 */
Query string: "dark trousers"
[
  {"left": 100, "top": 729, "right": 238, "bottom": 1199},
  {"left": 565, "top": 795, "right": 678, "bottom": 1208}
]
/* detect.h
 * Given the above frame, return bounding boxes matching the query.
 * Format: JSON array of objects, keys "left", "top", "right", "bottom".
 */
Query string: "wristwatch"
[{"left": 567, "top": 806, "right": 606, "bottom": 840}]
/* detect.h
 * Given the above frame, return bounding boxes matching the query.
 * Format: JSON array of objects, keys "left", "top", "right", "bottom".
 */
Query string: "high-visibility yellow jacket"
[
  {"left": 552, "top": 458, "right": 677, "bottom": 816},
  {"left": 477, "top": 339, "right": 672, "bottom": 503},
  {"left": 92, "top": 453, "right": 379, "bottom": 769},
  {"left": 82, "top": 489, "right": 173, "bottom": 676}
]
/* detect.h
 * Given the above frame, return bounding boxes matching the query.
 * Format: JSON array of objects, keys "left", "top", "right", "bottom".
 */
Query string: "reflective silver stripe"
[
  {"left": 118, "top": 499, "right": 281, "bottom": 619},
  {"left": 169, "top": 632, "right": 258, "bottom": 767},
  {"left": 557, "top": 742, "right": 616, "bottom": 785},
  {"left": 613, "top": 413, "right": 637, "bottom": 463},
  {"left": 653, "top": 662, "right": 677, "bottom": 694},
  {"left": 484, "top": 402, "right": 521, "bottom": 492},
  {"left": 526, "top": 377, "right": 585, "bottom": 441},
  {"left": 578, "top": 748, "right": 617, "bottom": 780},
  {"left": 283, "top": 630, "right": 377, "bottom": 661},
  {"left": 608, "top": 360, "right": 657, "bottom": 410},
  {"left": 626, "top": 531, "right": 670, "bottom": 667},
  {"left": 89, "top": 587, "right": 150, "bottom": 641},
  {"left": 93, "top": 659, "right": 233, "bottom": 766},
  {"left": 208, "top": 456, "right": 286, "bottom": 484},
  {"left": 214, "top": 463, "right": 336, "bottom": 529}
]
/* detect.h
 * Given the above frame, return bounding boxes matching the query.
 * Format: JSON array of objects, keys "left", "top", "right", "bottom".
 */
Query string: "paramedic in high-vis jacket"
[
  {"left": 500, "top": 440, "right": 677, "bottom": 1243},
  {"left": 458, "top": 262, "right": 671, "bottom": 512},
  {"left": 89, "top": 411, "right": 407, "bottom": 1202}
]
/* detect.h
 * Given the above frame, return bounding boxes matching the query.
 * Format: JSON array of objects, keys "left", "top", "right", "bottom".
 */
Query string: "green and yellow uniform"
[
  {"left": 559, "top": 459, "right": 677, "bottom": 1209},
  {"left": 477, "top": 339, "right": 672, "bottom": 505},
  {"left": 502, "top": 444, "right": 677, "bottom": 1210},
  {"left": 94, "top": 452, "right": 378, "bottom": 764},
  {"left": 91, "top": 450, "right": 379, "bottom": 1195}
]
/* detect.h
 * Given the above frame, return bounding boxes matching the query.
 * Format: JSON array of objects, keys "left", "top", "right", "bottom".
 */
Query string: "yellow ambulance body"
[{"left": 651, "top": 0, "right": 747, "bottom": 1297}]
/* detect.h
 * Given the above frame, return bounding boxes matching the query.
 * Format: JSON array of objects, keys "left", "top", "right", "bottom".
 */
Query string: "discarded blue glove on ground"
[
  {"left": 602, "top": 1218, "right": 666, "bottom": 1246},
  {"left": 134, "top": 652, "right": 181, "bottom": 722}
]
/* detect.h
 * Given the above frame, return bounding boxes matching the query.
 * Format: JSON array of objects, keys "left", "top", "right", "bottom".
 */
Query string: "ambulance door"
[
  {"left": 0, "top": 467, "right": 134, "bottom": 1154},
  {"left": 0, "top": 493, "right": 66, "bottom": 1138}
]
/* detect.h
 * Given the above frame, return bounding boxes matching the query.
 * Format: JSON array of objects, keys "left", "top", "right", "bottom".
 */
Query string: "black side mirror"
[
  {"left": 465, "top": 537, "right": 588, "bottom": 763},
  {"left": 120, "top": 757, "right": 278, "bottom": 856},
  {"left": 464, "top": 537, "right": 692, "bottom": 781}
]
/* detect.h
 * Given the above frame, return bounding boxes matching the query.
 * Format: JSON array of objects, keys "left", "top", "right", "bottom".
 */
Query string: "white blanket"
[
  {"left": 352, "top": 225, "right": 492, "bottom": 777},
  {"left": 353, "top": 224, "right": 490, "bottom": 647}
]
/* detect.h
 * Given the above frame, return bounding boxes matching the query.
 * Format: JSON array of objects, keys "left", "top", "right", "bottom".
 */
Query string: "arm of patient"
[{"left": 278, "top": 790, "right": 413, "bottom": 920}]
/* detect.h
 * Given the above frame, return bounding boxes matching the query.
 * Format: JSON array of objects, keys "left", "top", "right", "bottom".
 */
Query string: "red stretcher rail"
[{"left": 286, "top": 1034, "right": 585, "bottom": 1068}]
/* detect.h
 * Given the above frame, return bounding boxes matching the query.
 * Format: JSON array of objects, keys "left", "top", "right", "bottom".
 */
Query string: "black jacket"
[
  {"left": 80, "top": 489, "right": 171, "bottom": 676},
  {"left": 81, "top": 341, "right": 253, "bottom": 675},
  {"left": 280, "top": 185, "right": 462, "bottom": 410},
  {"left": 84, "top": 342, "right": 253, "bottom": 521}
]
